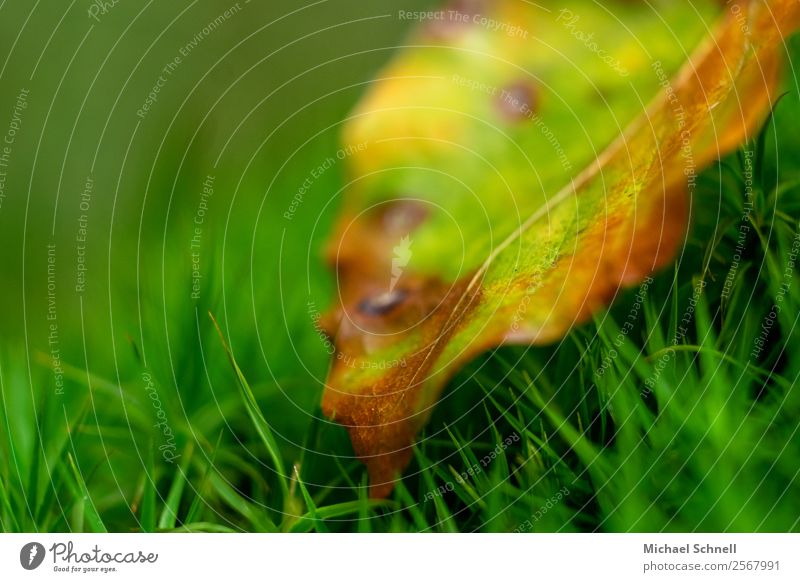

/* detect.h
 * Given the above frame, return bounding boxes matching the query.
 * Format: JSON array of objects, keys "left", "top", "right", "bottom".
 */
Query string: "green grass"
[{"left": 1, "top": 10, "right": 799, "bottom": 533}]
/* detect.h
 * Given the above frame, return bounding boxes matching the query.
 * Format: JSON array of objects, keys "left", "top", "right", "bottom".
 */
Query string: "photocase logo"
[
  {"left": 19, "top": 542, "right": 46, "bottom": 570},
  {"left": 390, "top": 235, "right": 413, "bottom": 292}
]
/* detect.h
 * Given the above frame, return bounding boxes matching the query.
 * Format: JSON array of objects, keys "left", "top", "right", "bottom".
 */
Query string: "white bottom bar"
[{"left": 0, "top": 534, "right": 797, "bottom": 581}]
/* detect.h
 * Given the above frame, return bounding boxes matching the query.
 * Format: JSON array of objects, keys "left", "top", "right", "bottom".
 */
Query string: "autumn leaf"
[{"left": 318, "top": 0, "right": 800, "bottom": 497}]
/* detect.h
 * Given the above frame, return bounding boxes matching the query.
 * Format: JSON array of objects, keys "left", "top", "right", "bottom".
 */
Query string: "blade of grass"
[
  {"left": 140, "top": 443, "right": 157, "bottom": 533},
  {"left": 209, "top": 312, "right": 290, "bottom": 508},
  {"left": 158, "top": 442, "right": 194, "bottom": 529},
  {"left": 292, "top": 464, "right": 328, "bottom": 533},
  {"left": 184, "top": 432, "right": 223, "bottom": 525},
  {"left": 288, "top": 499, "right": 392, "bottom": 533},
  {"left": 66, "top": 452, "right": 107, "bottom": 533}
]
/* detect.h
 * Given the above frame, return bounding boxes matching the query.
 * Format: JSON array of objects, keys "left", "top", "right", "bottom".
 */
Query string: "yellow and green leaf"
[{"left": 319, "top": 0, "right": 800, "bottom": 497}]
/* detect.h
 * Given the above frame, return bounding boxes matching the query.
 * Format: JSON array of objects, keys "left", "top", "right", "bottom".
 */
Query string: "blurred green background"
[{"left": 0, "top": 0, "right": 438, "bottom": 532}]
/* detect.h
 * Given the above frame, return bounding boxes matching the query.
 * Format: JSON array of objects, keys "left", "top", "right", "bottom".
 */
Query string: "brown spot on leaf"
[
  {"left": 426, "top": 0, "right": 489, "bottom": 40},
  {"left": 496, "top": 80, "right": 539, "bottom": 122},
  {"left": 380, "top": 199, "right": 428, "bottom": 235},
  {"left": 446, "top": 0, "right": 486, "bottom": 18},
  {"left": 358, "top": 290, "right": 408, "bottom": 316}
]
